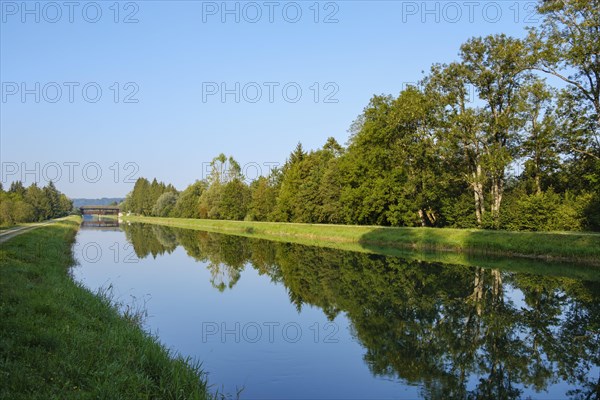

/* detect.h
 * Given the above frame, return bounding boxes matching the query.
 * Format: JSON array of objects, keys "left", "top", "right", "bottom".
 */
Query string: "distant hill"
[{"left": 72, "top": 198, "right": 124, "bottom": 208}]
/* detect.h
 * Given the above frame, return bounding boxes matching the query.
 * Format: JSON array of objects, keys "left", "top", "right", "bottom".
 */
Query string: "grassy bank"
[
  {"left": 0, "top": 216, "right": 215, "bottom": 399},
  {"left": 123, "top": 216, "right": 600, "bottom": 266}
]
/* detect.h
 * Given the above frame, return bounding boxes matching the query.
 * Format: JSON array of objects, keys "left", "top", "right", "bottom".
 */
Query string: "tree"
[
  {"left": 388, "top": 87, "right": 444, "bottom": 226},
  {"left": 219, "top": 179, "right": 250, "bottom": 220},
  {"left": 289, "top": 142, "right": 306, "bottom": 165},
  {"left": 316, "top": 138, "right": 345, "bottom": 223},
  {"left": 24, "top": 184, "right": 51, "bottom": 221},
  {"left": 13, "top": 201, "right": 35, "bottom": 222},
  {"left": 44, "top": 181, "right": 61, "bottom": 218},
  {"left": 273, "top": 144, "right": 308, "bottom": 222},
  {"left": 128, "top": 178, "right": 150, "bottom": 214},
  {"left": 0, "top": 198, "right": 15, "bottom": 225},
  {"left": 273, "top": 139, "right": 344, "bottom": 223},
  {"left": 1, "top": 181, "right": 70, "bottom": 225},
  {"left": 198, "top": 154, "right": 246, "bottom": 220},
  {"left": 171, "top": 181, "right": 207, "bottom": 218},
  {"left": 338, "top": 95, "right": 406, "bottom": 225},
  {"left": 426, "top": 62, "right": 488, "bottom": 226},
  {"left": 528, "top": 0, "right": 600, "bottom": 159},
  {"left": 58, "top": 194, "right": 73, "bottom": 216},
  {"left": 519, "top": 80, "right": 560, "bottom": 194},
  {"left": 8, "top": 181, "right": 26, "bottom": 197},
  {"left": 322, "top": 137, "right": 343, "bottom": 157},
  {"left": 460, "top": 34, "right": 532, "bottom": 226},
  {"left": 148, "top": 178, "right": 168, "bottom": 214},
  {"left": 121, "top": 192, "right": 133, "bottom": 213},
  {"left": 198, "top": 184, "right": 222, "bottom": 219},
  {"left": 248, "top": 176, "right": 277, "bottom": 221},
  {"left": 336, "top": 88, "right": 450, "bottom": 227},
  {"left": 152, "top": 192, "right": 179, "bottom": 217}
]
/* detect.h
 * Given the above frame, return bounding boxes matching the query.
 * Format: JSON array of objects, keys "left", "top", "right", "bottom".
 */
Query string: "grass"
[
  {"left": 0, "top": 216, "right": 216, "bottom": 400},
  {"left": 0, "top": 221, "right": 41, "bottom": 231},
  {"left": 123, "top": 215, "right": 600, "bottom": 267}
]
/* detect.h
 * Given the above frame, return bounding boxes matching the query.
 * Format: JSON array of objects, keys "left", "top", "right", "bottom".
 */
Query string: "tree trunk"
[
  {"left": 418, "top": 209, "right": 427, "bottom": 227},
  {"left": 534, "top": 148, "right": 542, "bottom": 194},
  {"left": 472, "top": 267, "right": 485, "bottom": 316},
  {"left": 472, "top": 164, "right": 485, "bottom": 226},
  {"left": 426, "top": 210, "right": 437, "bottom": 225},
  {"left": 491, "top": 269, "right": 503, "bottom": 303},
  {"left": 490, "top": 176, "right": 504, "bottom": 228}
]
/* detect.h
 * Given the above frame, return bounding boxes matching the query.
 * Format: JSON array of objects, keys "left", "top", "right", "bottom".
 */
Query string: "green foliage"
[
  {"left": 500, "top": 189, "right": 590, "bottom": 231},
  {"left": 12, "top": 201, "right": 36, "bottom": 223},
  {"left": 528, "top": 0, "right": 600, "bottom": 136},
  {"left": 439, "top": 192, "right": 478, "bottom": 229},
  {"left": 194, "top": 154, "right": 251, "bottom": 221},
  {"left": 119, "top": 2, "right": 600, "bottom": 232},
  {"left": 152, "top": 192, "right": 179, "bottom": 217},
  {"left": 9, "top": 181, "right": 26, "bottom": 197},
  {"left": 171, "top": 181, "right": 207, "bottom": 218},
  {"left": 247, "top": 176, "right": 277, "bottom": 221},
  {"left": 334, "top": 88, "right": 450, "bottom": 227},
  {"left": 583, "top": 192, "right": 600, "bottom": 231},
  {"left": 25, "top": 184, "right": 51, "bottom": 221},
  {"left": 0, "top": 181, "right": 72, "bottom": 226},
  {"left": 274, "top": 139, "right": 344, "bottom": 223},
  {"left": 219, "top": 179, "right": 250, "bottom": 220},
  {"left": 198, "top": 182, "right": 222, "bottom": 219},
  {"left": 0, "top": 198, "right": 16, "bottom": 225},
  {"left": 123, "top": 178, "right": 176, "bottom": 217}
]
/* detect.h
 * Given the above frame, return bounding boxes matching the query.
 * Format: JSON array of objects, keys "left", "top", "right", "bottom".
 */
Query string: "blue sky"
[{"left": 1, "top": 1, "right": 540, "bottom": 197}]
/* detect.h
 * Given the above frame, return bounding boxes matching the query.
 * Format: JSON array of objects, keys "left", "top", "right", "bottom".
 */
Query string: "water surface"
[{"left": 71, "top": 221, "right": 600, "bottom": 399}]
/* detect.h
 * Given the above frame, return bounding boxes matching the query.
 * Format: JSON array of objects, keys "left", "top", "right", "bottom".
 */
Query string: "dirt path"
[{"left": 0, "top": 218, "right": 68, "bottom": 244}]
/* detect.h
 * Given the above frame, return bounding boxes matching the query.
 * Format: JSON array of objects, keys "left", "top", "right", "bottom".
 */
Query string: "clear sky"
[{"left": 1, "top": 0, "right": 540, "bottom": 198}]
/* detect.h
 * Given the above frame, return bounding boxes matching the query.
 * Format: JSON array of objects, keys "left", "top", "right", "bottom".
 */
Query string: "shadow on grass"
[{"left": 359, "top": 227, "right": 600, "bottom": 282}]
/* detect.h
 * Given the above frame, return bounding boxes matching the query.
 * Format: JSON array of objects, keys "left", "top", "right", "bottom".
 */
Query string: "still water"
[{"left": 71, "top": 220, "right": 600, "bottom": 399}]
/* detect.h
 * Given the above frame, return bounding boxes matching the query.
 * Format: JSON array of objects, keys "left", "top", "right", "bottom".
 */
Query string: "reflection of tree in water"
[
  {"left": 133, "top": 224, "right": 249, "bottom": 291},
  {"left": 123, "top": 223, "right": 178, "bottom": 258},
  {"left": 123, "top": 224, "right": 246, "bottom": 291},
  {"left": 123, "top": 223, "right": 600, "bottom": 399},
  {"left": 152, "top": 224, "right": 178, "bottom": 250}
]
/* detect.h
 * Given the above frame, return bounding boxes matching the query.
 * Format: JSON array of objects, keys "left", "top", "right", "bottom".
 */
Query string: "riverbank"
[
  {"left": 0, "top": 216, "right": 215, "bottom": 399},
  {"left": 123, "top": 216, "right": 600, "bottom": 266}
]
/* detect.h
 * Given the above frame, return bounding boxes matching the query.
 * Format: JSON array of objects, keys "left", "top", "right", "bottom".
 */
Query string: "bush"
[
  {"left": 500, "top": 189, "right": 589, "bottom": 231},
  {"left": 583, "top": 192, "right": 600, "bottom": 230},
  {"left": 439, "top": 192, "right": 478, "bottom": 228}
]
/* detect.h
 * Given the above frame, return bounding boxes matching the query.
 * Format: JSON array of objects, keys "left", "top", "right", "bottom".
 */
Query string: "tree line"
[
  {"left": 123, "top": 1, "right": 600, "bottom": 231},
  {"left": 0, "top": 181, "right": 73, "bottom": 226}
]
